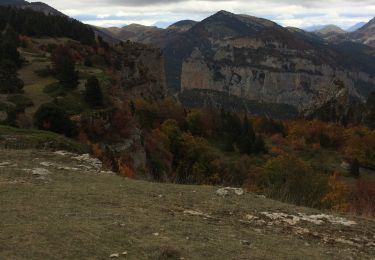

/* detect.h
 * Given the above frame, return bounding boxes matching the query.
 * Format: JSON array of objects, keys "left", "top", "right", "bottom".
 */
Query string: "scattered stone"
[
  {"left": 30, "top": 168, "right": 52, "bottom": 181},
  {"left": 245, "top": 214, "right": 259, "bottom": 221},
  {"left": 73, "top": 154, "right": 102, "bottom": 170},
  {"left": 183, "top": 209, "right": 212, "bottom": 219},
  {"left": 109, "top": 253, "right": 119, "bottom": 258},
  {"left": 40, "top": 162, "right": 54, "bottom": 167},
  {"left": 0, "top": 162, "right": 12, "bottom": 167},
  {"left": 153, "top": 232, "right": 160, "bottom": 237},
  {"left": 121, "top": 251, "right": 128, "bottom": 256},
  {"left": 260, "top": 212, "right": 357, "bottom": 227},
  {"left": 255, "top": 195, "right": 267, "bottom": 199},
  {"left": 216, "top": 187, "right": 244, "bottom": 196}
]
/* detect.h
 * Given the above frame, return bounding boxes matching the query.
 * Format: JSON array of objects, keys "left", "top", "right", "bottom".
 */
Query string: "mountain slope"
[
  {"left": 347, "top": 22, "right": 366, "bottom": 32},
  {"left": 350, "top": 17, "right": 375, "bottom": 47},
  {"left": 155, "top": 11, "right": 375, "bottom": 112},
  {"left": 0, "top": 0, "right": 65, "bottom": 16},
  {"left": 1, "top": 147, "right": 375, "bottom": 259}
]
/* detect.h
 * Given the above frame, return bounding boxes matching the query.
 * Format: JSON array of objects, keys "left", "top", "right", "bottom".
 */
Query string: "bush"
[
  {"left": 34, "top": 103, "right": 77, "bottom": 137},
  {"left": 260, "top": 155, "right": 328, "bottom": 208}
]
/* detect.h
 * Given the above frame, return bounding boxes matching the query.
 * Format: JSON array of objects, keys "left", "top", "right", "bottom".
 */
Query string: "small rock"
[
  {"left": 58, "top": 166, "right": 79, "bottom": 171},
  {"left": 40, "top": 162, "right": 54, "bottom": 167},
  {"left": 109, "top": 253, "right": 119, "bottom": 258},
  {"left": 216, "top": 187, "right": 244, "bottom": 196},
  {"left": 31, "top": 168, "right": 51, "bottom": 176},
  {"left": 255, "top": 195, "right": 266, "bottom": 199},
  {"left": 122, "top": 251, "right": 128, "bottom": 255},
  {"left": 241, "top": 240, "right": 251, "bottom": 246},
  {"left": 54, "top": 151, "right": 74, "bottom": 156},
  {"left": 152, "top": 232, "right": 159, "bottom": 237}
]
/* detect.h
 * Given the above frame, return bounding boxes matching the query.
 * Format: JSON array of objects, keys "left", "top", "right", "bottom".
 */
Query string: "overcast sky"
[{"left": 30, "top": 0, "right": 375, "bottom": 29}]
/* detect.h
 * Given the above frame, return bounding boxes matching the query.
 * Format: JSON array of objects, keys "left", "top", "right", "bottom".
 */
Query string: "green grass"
[
  {"left": 0, "top": 125, "right": 87, "bottom": 153},
  {"left": 54, "top": 93, "right": 88, "bottom": 115},
  {"left": 0, "top": 149, "right": 374, "bottom": 259}
]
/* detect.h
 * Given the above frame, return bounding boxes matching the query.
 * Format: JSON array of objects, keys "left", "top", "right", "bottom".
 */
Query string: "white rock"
[
  {"left": 122, "top": 251, "right": 128, "bottom": 255},
  {"left": 109, "top": 253, "right": 119, "bottom": 258},
  {"left": 183, "top": 210, "right": 212, "bottom": 218},
  {"left": 31, "top": 168, "right": 51, "bottom": 176},
  {"left": 216, "top": 187, "right": 244, "bottom": 196},
  {"left": 152, "top": 232, "right": 159, "bottom": 236},
  {"left": 40, "top": 162, "right": 54, "bottom": 167},
  {"left": 73, "top": 154, "right": 102, "bottom": 170}
]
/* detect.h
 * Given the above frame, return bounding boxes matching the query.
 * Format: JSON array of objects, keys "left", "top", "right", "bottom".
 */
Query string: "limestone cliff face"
[
  {"left": 112, "top": 42, "right": 167, "bottom": 101},
  {"left": 180, "top": 35, "right": 375, "bottom": 111}
]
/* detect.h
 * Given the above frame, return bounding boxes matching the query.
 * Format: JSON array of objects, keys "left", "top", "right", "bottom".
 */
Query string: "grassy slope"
[
  {"left": 0, "top": 149, "right": 374, "bottom": 260},
  {"left": 0, "top": 125, "right": 86, "bottom": 153}
]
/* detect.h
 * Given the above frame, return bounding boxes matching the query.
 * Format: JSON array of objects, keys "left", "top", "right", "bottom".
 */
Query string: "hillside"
[{"left": 1, "top": 147, "right": 375, "bottom": 259}]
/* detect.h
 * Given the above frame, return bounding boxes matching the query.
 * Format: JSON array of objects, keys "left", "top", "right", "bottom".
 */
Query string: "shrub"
[
  {"left": 34, "top": 103, "right": 77, "bottom": 137},
  {"left": 349, "top": 181, "right": 375, "bottom": 216}
]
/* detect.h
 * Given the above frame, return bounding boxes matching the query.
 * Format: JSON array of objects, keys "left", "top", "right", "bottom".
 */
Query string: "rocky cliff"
[{"left": 171, "top": 11, "right": 375, "bottom": 112}]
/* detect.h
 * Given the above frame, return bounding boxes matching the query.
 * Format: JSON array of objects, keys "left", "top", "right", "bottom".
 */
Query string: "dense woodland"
[
  {"left": 0, "top": 6, "right": 375, "bottom": 218},
  {"left": 0, "top": 6, "right": 95, "bottom": 44}
]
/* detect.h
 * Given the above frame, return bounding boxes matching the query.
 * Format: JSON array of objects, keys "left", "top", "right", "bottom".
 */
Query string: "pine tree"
[
  {"left": 0, "top": 59, "right": 23, "bottom": 93},
  {"left": 350, "top": 159, "right": 360, "bottom": 179},
  {"left": 84, "top": 76, "right": 103, "bottom": 107},
  {"left": 51, "top": 46, "right": 78, "bottom": 88}
]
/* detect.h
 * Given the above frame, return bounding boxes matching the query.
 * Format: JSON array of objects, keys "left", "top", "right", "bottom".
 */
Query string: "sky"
[{"left": 30, "top": 0, "right": 375, "bottom": 29}]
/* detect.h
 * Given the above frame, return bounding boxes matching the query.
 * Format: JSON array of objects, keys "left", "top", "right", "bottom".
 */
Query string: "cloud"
[{"left": 30, "top": 0, "right": 375, "bottom": 29}]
